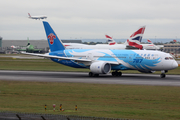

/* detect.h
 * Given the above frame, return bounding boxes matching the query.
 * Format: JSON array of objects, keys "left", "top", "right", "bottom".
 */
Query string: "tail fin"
[
  {"left": 27, "top": 37, "right": 30, "bottom": 46},
  {"left": 124, "top": 26, "right": 145, "bottom": 45},
  {"left": 129, "top": 26, "right": 145, "bottom": 42},
  {"left": 147, "top": 39, "right": 153, "bottom": 44},
  {"left": 28, "top": 13, "right": 31, "bottom": 17},
  {"left": 105, "top": 34, "right": 116, "bottom": 45},
  {"left": 127, "top": 39, "right": 143, "bottom": 50},
  {"left": 43, "top": 21, "right": 65, "bottom": 52}
]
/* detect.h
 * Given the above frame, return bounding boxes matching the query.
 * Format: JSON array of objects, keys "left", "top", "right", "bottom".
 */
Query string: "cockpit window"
[
  {"left": 165, "top": 57, "right": 169, "bottom": 60},
  {"left": 165, "top": 57, "right": 174, "bottom": 60}
]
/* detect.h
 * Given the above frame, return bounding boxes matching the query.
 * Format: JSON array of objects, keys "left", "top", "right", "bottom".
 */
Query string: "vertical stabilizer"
[
  {"left": 129, "top": 26, "right": 146, "bottom": 43},
  {"left": 43, "top": 21, "right": 65, "bottom": 52},
  {"left": 28, "top": 13, "right": 31, "bottom": 17},
  {"left": 105, "top": 34, "right": 116, "bottom": 45}
]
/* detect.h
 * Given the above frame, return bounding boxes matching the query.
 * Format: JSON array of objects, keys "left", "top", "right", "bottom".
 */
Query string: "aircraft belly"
[{"left": 51, "top": 58, "right": 87, "bottom": 68}]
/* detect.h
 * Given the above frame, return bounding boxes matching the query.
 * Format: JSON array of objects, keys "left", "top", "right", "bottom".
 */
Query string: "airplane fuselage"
[
  {"left": 64, "top": 43, "right": 127, "bottom": 49},
  {"left": 29, "top": 16, "right": 47, "bottom": 20},
  {"left": 22, "top": 21, "right": 178, "bottom": 78},
  {"left": 64, "top": 43, "right": 160, "bottom": 50},
  {"left": 49, "top": 49, "right": 177, "bottom": 72}
]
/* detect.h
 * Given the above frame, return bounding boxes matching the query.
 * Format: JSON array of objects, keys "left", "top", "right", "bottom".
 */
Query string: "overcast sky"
[{"left": 0, "top": 0, "right": 180, "bottom": 40}]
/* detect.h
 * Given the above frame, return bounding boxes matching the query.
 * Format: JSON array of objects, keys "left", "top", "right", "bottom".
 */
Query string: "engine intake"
[{"left": 90, "top": 61, "right": 111, "bottom": 74}]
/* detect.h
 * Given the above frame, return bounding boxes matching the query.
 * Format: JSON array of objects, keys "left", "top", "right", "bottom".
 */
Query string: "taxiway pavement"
[{"left": 0, "top": 70, "right": 180, "bottom": 86}]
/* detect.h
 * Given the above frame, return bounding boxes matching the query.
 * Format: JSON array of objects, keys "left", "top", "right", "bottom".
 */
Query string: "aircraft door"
[
  {"left": 87, "top": 53, "right": 94, "bottom": 60},
  {"left": 129, "top": 54, "right": 134, "bottom": 63}
]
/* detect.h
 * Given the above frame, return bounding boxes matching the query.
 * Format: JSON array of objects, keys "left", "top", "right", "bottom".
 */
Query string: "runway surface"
[{"left": 0, "top": 70, "right": 180, "bottom": 86}]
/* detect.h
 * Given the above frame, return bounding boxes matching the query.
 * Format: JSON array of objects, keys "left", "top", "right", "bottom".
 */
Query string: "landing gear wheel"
[
  {"left": 89, "top": 72, "right": 99, "bottom": 77},
  {"left": 160, "top": 73, "right": 166, "bottom": 78},
  {"left": 118, "top": 72, "right": 122, "bottom": 76},
  {"left": 112, "top": 72, "right": 116, "bottom": 76},
  {"left": 112, "top": 71, "right": 122, "bottom": 77},
  {"left": 89, "top": 72, "right": 93, "bottom": 77},
  {"left": 94, "top": 74, "right": 99, "bottom": 77}
]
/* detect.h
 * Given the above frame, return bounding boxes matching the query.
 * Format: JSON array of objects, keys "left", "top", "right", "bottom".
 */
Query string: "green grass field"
[
  {"left": 0, "top": 81, "right": 180, "bottom": 120},
  {"left": 0, "top": 55, "right": 180, "bottom": 120}
]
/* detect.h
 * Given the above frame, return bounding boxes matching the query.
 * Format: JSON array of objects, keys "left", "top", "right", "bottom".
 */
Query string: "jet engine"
[
  {"left": 90, "top": 61, "right": 111, "bottom": 74},
  {"left": 138, "top": 70, "right": 155, "bottom": 73}
]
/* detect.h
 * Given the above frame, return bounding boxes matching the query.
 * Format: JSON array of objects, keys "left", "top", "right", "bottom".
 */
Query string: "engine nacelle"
[
  {"left": 138, "top": 70, "right": 155, "bottom": 73},
  {"left": 90, "top": 61, "right": 111, "bottom": 74}
]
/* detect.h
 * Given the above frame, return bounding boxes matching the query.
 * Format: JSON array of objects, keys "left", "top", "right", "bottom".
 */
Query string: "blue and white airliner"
[{"left": 24, "top": 21, "right": 178, "bottom": 78}]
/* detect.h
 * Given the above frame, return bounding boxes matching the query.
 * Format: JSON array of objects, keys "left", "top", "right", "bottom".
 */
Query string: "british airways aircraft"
[
  {"left": 24, "top": 21, "right": 178, "bottom": 78},
  {"left": 64, "top": 26, "right": 159, "bottom": 50},
  {"left": 28, "top": 13, "right": 47, "bottom": 20},
  {"left": 64, "top": 27, "right": 144, "bottom": 50},
  {"left": 105, "top": 35, "right": 117, "bottom": 45}
]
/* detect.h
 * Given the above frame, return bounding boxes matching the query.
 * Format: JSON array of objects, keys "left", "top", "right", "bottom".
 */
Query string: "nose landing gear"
[
  {"left": 160, "top": 70, "right": 168, "bottom": 78},
  {"left": 160, "top": 73, "right": 166, "bottom": 78}
]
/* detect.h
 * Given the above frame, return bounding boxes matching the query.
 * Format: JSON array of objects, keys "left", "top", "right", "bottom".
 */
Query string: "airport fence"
[{"left": 0, "top": 111, "right": 139, "bottom": 120}]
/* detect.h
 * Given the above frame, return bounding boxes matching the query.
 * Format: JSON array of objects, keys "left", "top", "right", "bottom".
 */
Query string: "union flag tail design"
[
  {"left": 105, "top": 35, "right": 112, "bottom": 39},
  {"left": 127, "top": 39, "right": 143, "bottom": 50},
  {"left": 43, "top": 21, "right": 65, "bottom": 52},
  {"left": 147, "top": 39, "right": 153, "bottom": 44},
  {"left": 105, "top": 34, "right": 116, "bottom": 45},
  {"left": 126, "top": 26, "right": 145, "bottom": 49},
  {"left": 129, "top": 26, "right": 145, "bottom": 42}
]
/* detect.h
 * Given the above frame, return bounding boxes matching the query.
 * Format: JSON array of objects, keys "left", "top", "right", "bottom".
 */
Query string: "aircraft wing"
[
  {"left": 22, "top": 52, "right": 91, "bottom": 62},
  {"left": 22, "top": 52, "right": 121, "bottom": 65},
  {"left": 17, "top": 49, "right": 26, "bottom": 51}
]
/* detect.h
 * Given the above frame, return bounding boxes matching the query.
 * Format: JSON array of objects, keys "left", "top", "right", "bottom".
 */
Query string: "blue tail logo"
[{"left": 43, "top": 21, "right": 65, "bottom": 52}]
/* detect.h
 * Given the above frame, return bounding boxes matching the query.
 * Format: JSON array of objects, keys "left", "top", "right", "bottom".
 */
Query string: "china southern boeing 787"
[{"left": 24, "top": 21, "right": 178, "bottom": 78}]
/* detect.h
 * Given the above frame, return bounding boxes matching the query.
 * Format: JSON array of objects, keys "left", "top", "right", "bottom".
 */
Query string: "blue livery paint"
[
  {"left": 43, "top": 21, "right": 65, "bottom": 52},
  {"left": 42, "top": 21, "right": 167, "bottom": 72},
  {"left": 51, "top": 58, "right": 87, "bottom": 68},
  {"left": 50, "top": 49, "right": 162, "bottom": 71},
  {"left": 97, "top": 52, "right": 117, "bottom": 62}
]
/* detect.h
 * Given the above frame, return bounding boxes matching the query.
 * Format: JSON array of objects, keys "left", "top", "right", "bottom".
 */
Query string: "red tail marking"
[{"left": 48, "top": 33, "right": 56, "bottom": 45}]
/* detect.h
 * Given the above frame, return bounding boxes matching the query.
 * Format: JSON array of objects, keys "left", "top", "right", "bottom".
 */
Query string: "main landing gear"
[
  {"left": 112, "top": 70, "right": 122, "bottom": 77},
  {"left": 89, "top": 72, "right": 99, "bottom": 77},
  {"left": 88, "top": 71, "right": 122, "bottom": 77}
]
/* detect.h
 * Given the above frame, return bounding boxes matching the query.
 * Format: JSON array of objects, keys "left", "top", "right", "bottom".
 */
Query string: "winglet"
[{"left": 43, "top": 21, "right": 65, "bottom": 52}]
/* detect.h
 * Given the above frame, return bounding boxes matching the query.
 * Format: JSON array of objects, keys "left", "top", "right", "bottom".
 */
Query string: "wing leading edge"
[{"left": 22, "top": 52, "right": 120, "bottom": 65}]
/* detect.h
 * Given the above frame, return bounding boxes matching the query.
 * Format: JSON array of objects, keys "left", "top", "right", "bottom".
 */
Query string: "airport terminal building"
[
  {"left": 1, "top": 39, "right": 82, "bottom": 48},
  {"left": 0, "top": 39, "right": 82, "bottom": 53}
]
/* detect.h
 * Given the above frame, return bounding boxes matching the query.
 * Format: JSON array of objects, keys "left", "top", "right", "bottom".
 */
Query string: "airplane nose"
[{"left": 172, "top": 61, "right": 178, "bottom": 69}]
